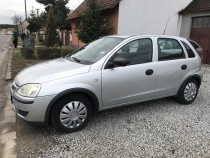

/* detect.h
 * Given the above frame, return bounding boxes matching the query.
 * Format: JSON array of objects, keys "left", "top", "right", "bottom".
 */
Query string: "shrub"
[
  {"left": 60, "top": 49, "right": 76, "bottom": 56},
  {"left": 36, "top": 48, "right": 56, "bottom": 59},
  {"left": 21, "top": 48, "right": 35, "bottom": 59},
  {"left": 36, "top": 48, "right": 76, "bottom": 59},
  {"left": 58, "top": 39, "right": 63, "bottom": 48},
  {"left": 37, "top": 48, "right": 75, "bottom": 59}
]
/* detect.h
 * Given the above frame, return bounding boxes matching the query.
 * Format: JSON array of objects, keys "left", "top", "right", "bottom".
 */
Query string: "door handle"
[
  {"left": 145, "top": 69, "right": 154, "bottom": 76},
  {"left": 181, "top": 65, "right": 187, "bottom": 70}
]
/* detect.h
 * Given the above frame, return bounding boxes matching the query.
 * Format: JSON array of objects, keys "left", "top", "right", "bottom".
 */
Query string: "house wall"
[
  {"left": 103, "top": 5, "right": 119, "bottom": 34},
  {"left": 71, "top": 5, "right": 119, "bottom": 47},
  {"left": 71, "top": 22, "right": 85, "bottom": 47},
  {"left": 118, "top": 0, "right": 192, "bottom": 36},
  {"left": 180, "top": 13, "right": 210, "bottom": 38}
]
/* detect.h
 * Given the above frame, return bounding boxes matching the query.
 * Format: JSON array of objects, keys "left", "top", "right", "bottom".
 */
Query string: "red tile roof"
[
  {"left": 67, "top": 0, "right": 120, "bottom": 20},
  {"left": 180, "top": 0, "right": 210, "bottom": 14}
]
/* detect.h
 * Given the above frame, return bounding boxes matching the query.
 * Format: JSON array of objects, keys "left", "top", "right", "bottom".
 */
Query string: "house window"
[{"left": 192, "top": 16, "right": 210, "bottom": 28}]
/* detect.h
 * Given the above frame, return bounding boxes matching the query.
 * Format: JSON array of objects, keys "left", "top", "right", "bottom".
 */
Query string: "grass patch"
[
  {"left": 11, "top": 48, "right": 46, "bottom": 79},
  {"left": 11, "top": 45, "right": 75, "bottom": 79}
]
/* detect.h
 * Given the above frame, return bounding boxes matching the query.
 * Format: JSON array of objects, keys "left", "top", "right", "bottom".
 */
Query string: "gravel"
[{"left": 18, "top": 65, "right": 210, "bottom": 158}]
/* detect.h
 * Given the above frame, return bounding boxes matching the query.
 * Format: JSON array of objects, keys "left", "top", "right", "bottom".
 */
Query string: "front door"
[{"left": 102, "top": 38, "right": 156, "bottom": 107}]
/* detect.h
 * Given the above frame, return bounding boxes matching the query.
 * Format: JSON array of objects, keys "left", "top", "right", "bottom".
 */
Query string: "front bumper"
[{"left": 10, "top": 87, "right": 56, "bottom": 123}]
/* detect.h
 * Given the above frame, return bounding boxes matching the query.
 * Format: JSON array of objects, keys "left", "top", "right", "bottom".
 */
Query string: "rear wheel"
[
  {"left": 51, "top": 94, "right": 92, "bottom": 133},
  {"left": 177, "top": 79, "right": 198, "bottom": 104}
]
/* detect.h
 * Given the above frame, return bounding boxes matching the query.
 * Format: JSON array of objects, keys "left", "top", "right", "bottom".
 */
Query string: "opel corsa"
[{"left": 11, "top": 35, "right": 202, "bottom": 133}]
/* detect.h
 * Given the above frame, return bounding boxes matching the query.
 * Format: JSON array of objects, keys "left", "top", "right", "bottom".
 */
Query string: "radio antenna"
[{"left": 163, "top": 17, "right": 170, "bottom": 35}]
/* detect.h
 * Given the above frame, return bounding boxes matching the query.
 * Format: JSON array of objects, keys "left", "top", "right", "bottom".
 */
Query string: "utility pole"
[
  {"left": 24, "top": 0, "right": 27, "bottom": 20},
  {"left": 36, "top": 9, "right": 40, "bottom": 39}
]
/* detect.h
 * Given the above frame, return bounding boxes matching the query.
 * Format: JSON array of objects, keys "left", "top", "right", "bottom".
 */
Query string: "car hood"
[{"left": 15, "top": 57, "right": 91, "bottom": 86}]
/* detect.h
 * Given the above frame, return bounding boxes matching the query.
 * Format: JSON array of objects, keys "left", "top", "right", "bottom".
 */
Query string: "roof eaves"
[{"left": 66, "top": 0, "right": 120, "bottom": 20}]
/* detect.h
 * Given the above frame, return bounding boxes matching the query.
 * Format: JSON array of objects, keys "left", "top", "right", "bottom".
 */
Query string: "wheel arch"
[
  {"left": 44, "top": 88, "right": 99, "bottom": 123},
  {"left": 176, "top": 74, "right": 202, "bottom": 96}
]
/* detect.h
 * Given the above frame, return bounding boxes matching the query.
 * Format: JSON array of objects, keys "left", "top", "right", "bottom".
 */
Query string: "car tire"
[
  {"left": 51, "top": 94, "right": 92, "bottom": 133},
  {"left": 177, "top": 79, "right": 198, "bottom": 104}
]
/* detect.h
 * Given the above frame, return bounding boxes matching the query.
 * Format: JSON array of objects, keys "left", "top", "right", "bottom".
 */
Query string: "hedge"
[
  {"left": 21, "top": 48, "right": 35, "bottom": 59},
  {"left": 20, "top": 48, "right": 76, "bottom": 60},
  {"left": 36, "top": 48, "right": 76, "bottom": 59}
]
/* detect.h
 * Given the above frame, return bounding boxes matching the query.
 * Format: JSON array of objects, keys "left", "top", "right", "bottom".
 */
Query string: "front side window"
[
  {"left": 158, "top": 38, "right": 185, "bottom": 61},
  {"left": 70, "top": 37, "right": 124, "bottom": 64},
  {"left": 110, "top": 38, "right": 153, "bottom": 66}
]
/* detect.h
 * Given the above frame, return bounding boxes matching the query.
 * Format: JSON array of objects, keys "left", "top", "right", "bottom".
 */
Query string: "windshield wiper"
[{"left": 72, "top": 57, "right": 81, "bottom": 63}]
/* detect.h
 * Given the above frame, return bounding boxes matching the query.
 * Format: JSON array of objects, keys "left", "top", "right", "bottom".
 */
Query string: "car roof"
[{"left": 106, "top": 34, "right": 187, "bottom": 40}]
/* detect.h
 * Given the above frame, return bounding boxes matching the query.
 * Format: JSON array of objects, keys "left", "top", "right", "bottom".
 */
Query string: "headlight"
[{"left": 17, "top": 84, "right": 41, "bottom": 97}]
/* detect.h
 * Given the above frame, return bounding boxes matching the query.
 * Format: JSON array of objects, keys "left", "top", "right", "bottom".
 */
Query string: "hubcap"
[
  {"left": 60, "top": 101, "right": 87, "bottom": 128},
  {"left": 184, "top": 82, "right": 197, "bottom": 101}
]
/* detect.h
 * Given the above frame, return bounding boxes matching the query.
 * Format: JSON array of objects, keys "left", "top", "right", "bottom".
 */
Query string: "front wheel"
[
  {"left": 51, "top": 94, "right": 92, "bottom": 133},
  {"left": 177, "top": 79, "right": 199, "bottom": 104}
]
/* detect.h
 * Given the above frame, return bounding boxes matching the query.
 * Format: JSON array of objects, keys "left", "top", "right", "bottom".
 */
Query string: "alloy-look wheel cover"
[
  {"left": 60, "top": 101, "right": 87, "bottom": 128},
  {"left": 184, "top": 82, "right": 197, "bottom": 102}
]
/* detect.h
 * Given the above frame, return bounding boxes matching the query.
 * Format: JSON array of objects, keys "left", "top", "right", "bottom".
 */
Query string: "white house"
[
  {"left": 68, "top": 0, "right": 210, "bottom": 63},
  {"left": 118, "top": 0, "right": 192, "bottom": 36}
]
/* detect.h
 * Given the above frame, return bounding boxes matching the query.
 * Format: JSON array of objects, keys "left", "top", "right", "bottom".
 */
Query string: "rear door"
[{"left": 155, "top": 37, "right": 191, "bottom": 97}]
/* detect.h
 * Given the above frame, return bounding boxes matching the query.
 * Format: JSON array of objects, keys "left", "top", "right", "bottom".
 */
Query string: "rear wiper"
[{"left": 72, "top": 57, "right": 81, "bottom": 63}]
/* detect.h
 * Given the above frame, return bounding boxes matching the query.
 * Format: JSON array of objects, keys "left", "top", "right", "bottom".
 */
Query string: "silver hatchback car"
[{"left": 11, "top": 35, "right": 202, "bottom": 133}]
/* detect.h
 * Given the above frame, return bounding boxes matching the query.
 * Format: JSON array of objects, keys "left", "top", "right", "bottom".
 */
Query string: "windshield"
[{"left": 69, "top": 37, "right": 124, "bottom": 64}]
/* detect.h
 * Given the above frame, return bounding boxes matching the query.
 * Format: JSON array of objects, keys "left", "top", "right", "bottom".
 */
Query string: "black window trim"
[{"left": 157, "top": 38, "right": 186, "bottom": 61}]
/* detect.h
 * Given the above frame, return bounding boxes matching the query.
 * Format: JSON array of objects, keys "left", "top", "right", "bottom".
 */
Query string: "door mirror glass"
[
  {"left": 113, "top": 57, "right": 129, "bottom": 67},
  {"left": 106, "top": 61, "right": 115, "bottom": 69}
]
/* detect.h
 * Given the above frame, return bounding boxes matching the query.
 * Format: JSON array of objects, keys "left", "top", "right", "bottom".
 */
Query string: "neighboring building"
[
  {"left": 67, "top": 0, "right": 210, "bottom": 63},
  {"left": 0, "top": 29, "right": 3, "bottom": 35},
  {"left": 60, "top": 30, "right": 72, "bottom": 47},
  {"left": 6, "top": 28, "right": 15, "bottom": 34},
  {"left": 1, "top": 29, "right": 6, "bottom": 35},
  {"left": 0, "top": 28, "right": 14, "bottom": 35},
  {"left": 60, "top": 10, "right": 74, "bottom": 47},
  {"left": 180, "top": 0, "right": 210, "bottom": 64},
  {"left": 67, "top": 0, "right": 120, "bottom": 47}
]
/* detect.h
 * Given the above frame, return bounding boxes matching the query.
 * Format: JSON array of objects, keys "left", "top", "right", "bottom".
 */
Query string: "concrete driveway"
[{"left": 10, "top": 65, "right": 210, "bottom": 158}]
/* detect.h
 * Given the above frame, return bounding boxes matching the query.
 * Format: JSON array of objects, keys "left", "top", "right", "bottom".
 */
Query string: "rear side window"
[
  {"left": 158, "top": 38, "right": 185, "bottom": 61},
  {"left": 189, "top": 41, "right": 199, "bottom": 49},
  {"left": 181, "top": 41, "right": 195, "bottom": 58}
]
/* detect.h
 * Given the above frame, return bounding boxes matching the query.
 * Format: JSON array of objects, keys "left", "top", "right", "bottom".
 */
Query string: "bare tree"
[{"left": 11, "top": 15, "right": 24, "bottom": 34}]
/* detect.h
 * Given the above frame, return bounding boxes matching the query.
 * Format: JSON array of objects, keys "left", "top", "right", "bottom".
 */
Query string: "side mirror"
[
  {"left": 106, "top": 61, "right": 115, "bottom": 69},
  {"left": 105, "top": 57, "right": 129, "bottom": 69},
  {"left": 113, "top": 57, "right": 129, "bottom": 67}
]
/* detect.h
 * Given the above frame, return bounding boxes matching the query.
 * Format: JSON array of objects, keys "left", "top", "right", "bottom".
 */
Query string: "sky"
[{"left": 0, "top": 0, "right": 84, "bottom": 24}]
